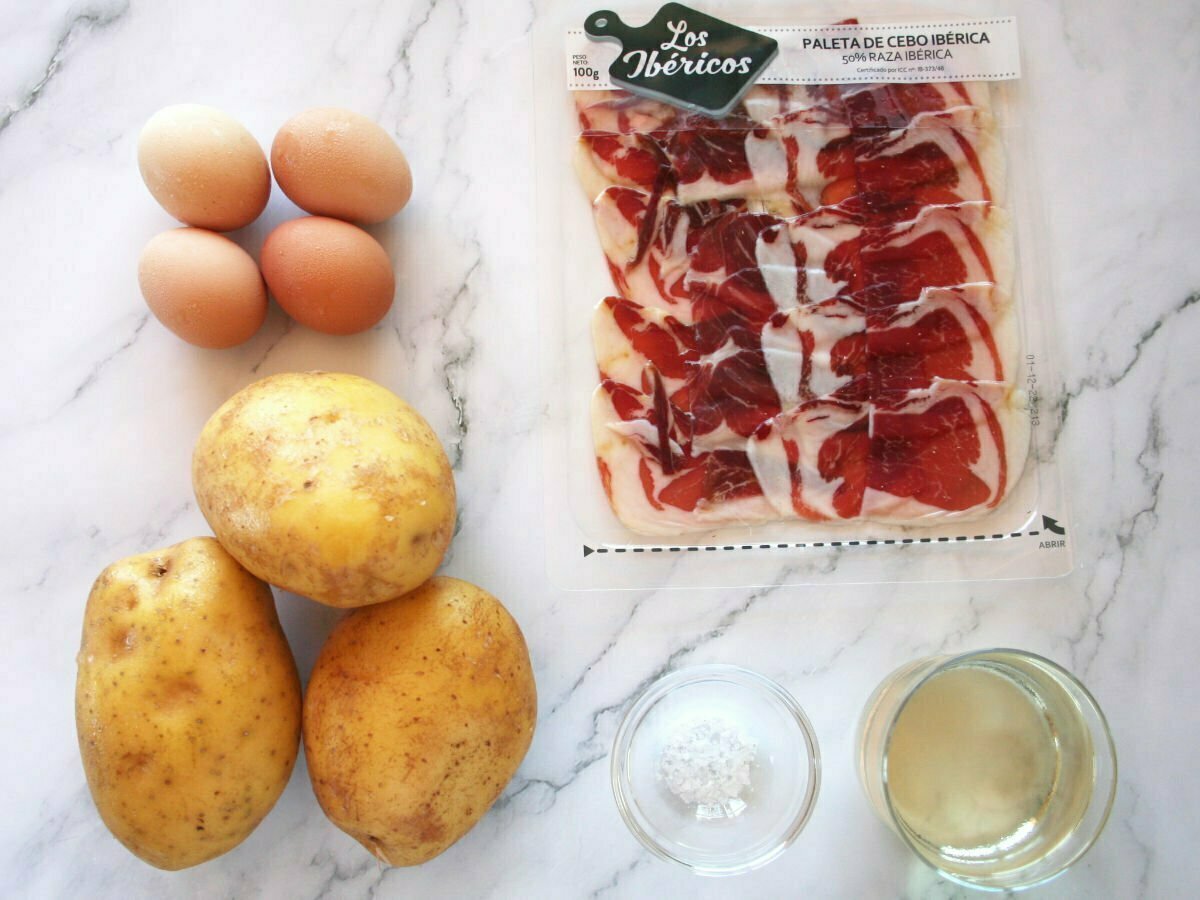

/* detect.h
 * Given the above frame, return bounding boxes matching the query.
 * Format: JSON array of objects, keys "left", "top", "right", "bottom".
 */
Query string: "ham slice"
[
  {"left": 592, "top": 297, "right": 783, "bottom": 451},
  {"left": 761, "top": 300, "right": 867, "bottom": 405},
  {"left": 863, "top": 380, "right": 1029, "bottom": 520},
  {"left": 592, "top": 384, "right": 776, "bottom": 535},
  {"left": 748, "top": 381, "right": 1027, "bottom": 524},
  {"left": 749, "top": 397, "right": 870, "bottom": 521},
  {"left": 835, "top": 202, "right": 1013, "bottom": 316},
  {"left": 868, "top": 284, "right": 1016, "bottom": 392}
]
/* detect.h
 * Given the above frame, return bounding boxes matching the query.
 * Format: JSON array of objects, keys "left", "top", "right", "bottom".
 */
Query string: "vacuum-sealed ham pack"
[{"left": 536, "top": 1, "right": 1070, "bottom": 588}]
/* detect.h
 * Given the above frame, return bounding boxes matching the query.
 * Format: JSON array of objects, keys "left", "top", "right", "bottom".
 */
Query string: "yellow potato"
[
  {"left": 75, "top": 537, "right": 301, "bottom": 870},
  {"left": 304, "top": 576, "right": 537, "bottom": 865},
  {"left": 192, "top": 371, "right": 456, "bottom": 608}
]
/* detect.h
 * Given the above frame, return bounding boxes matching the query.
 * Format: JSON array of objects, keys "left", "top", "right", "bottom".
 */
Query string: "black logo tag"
[{"left": 584, "top": 4, "right": 778, "bottom": 118}]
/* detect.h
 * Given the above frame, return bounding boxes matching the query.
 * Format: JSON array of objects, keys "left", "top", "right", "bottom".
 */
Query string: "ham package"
[{"left": 575, "top": 82, "right": 1029, "bottom": 535}]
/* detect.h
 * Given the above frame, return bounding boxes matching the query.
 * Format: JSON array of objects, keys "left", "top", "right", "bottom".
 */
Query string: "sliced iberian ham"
[
  {"left": 811, "top": 108, "right": 1005, "bottom": 215},
  {"left": 761, "top": 300, "right": 867, "bottom": 405},
  {"left": 683, "top": 210, "right": 803, "bottom": 326},
  {"left": 592, "top": 296, "right": 783, "bottom": 450},
  {"left": 574, "top": 82, "right": 991, "bottom": 137},
  {"left": 576, "top": 77, "right": 1027, "bottom": 534},
  {"left": 595, "top": 377, "right": 1027, "bottom": 530},
  {"left": 868, "top": 284, "right": 1016, "bottom": 392},
  {"left": 833, "top": 202, "right": 1013, "bottom": 317},
  {"left": 822, "top": 81, "right": 992, "bottom": 133},
  {"left": 747, "top": 397, "right": 870, "bottom": 521},
  {"left": 593, "top": 188, "right": 1011, "bottom": 329},
  {"left": 575, "top": 85, "right": 999, "bottom": 213},
  {"left": 574, "top": 89, "right": 678, "bottom": 135},
  {"left": 591, "top": 185, "right": 834, "bottom": 320},
  {"left": 748, "top": 381, "right": 1028, "bottom": 523},
  {"left": 591, "top": 380, "right": 775, "bottom": 535},
  {"left": 863, "top": 381, "right": 1029, "bottom": 519},
  {"left": 592, "top": 186, "right": 744, "bottom": 320},
  {"left": 592, "top": 290, "right": 876, "bottom": 449}
]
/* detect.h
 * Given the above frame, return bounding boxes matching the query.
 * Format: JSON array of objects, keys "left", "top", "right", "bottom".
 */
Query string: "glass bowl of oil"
[{"left": 857, "top": 648, "right": 1117, "bottom": 891}]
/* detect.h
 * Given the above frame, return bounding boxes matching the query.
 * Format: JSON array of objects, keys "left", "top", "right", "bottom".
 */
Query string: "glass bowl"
[{"left": 610, "top": 664, "right": 821, "bottom": 876}]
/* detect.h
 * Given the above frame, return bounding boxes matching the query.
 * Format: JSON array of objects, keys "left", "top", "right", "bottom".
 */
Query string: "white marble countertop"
[{"left": 2, "top": 0, "right": 1197, "bottom": 897}]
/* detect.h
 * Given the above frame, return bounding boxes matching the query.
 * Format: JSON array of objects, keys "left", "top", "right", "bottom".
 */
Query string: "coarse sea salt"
[{"left": 658, "top": 717, "right": 757, "bottom": 817}]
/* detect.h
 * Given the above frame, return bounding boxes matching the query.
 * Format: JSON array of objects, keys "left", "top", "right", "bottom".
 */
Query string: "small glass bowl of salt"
[{"left": 611, "top": 664, "right": 821, "bottom": 876}]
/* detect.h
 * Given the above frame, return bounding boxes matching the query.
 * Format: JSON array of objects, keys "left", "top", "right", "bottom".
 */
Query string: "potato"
[
  {"left": 192, "top": 371, "right": 456, "bottom": 608},
  {"left": 75, "top": 537, "right": 301, "bottom": 870},
  {"left": 304, "top": 577, "right": 537, "bottom": 865}
]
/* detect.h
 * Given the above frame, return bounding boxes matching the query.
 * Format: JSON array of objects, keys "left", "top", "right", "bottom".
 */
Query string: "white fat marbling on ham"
[
  {"left": 592, "top": 298, "right": 655, "bottom": 389},
  {"left": 573, "top": 137, "right": 632, "bottom": 203},
  {"left": 701, "top": 335, "right": 745, "bottom": 368},
  {"left": 591, "top": 298, "right": 780, "bottom": 454},
  {"left": 778, "top": 115, "right": 852, "bottom": 208},
  {"left": 592, "top": 187, "right": 698, "bottom": 319},
  {"left": 746, "top": 130, "right": 791, "bottom": 198},
  {"left": 689, "top": 423, "right": 758, "bottom": 454},
  {"left": 605, "top": 416, "right": 685, "bottom": 460},
  {"left": 787, "top": 211, "right": 863, "bottom": 300},
  {"left": 807, "top": 268, "right": 842, "bottom": 303},
  {"left": 836, "top": 81, "right": 993, "bottom": 118},
  {"left": 762, "top": 302, "right": 865, "bottom": 407},
  {"left": 591, "top": 388, "right": 775, "bottom": 535},
  {"left": 759, "top": 324, "right": 804, "bottom": 407},
  {"left": 575, "top": 91, "right": 676, "bottom": 134},
  {"left": 742, "top": 86, "right": 804, "bottom": 123},
  {"left": 757, "top": 224, "right": 803, "bottom": 310},
  {"left": 591, "top": 185, "right": 641, "bottom": 263},
  {"left": 749, "top": 399, "right": 867, "bottom": 520},
  {"left": 675, "top": 129, "right": 791, "bottom": 206}
]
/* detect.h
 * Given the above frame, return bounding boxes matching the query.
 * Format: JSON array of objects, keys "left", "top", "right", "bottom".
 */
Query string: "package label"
[
  {"left": 582, "top": 4, "right": 779, "bottom": 116},
  {"left": 567, "top": 17, "right": 1021, "bottom": 90}
]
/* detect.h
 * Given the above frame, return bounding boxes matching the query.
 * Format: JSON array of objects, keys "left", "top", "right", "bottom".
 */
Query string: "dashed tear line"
[{"left": 584, "top": 524, "right": 1059, "bottom": 557}]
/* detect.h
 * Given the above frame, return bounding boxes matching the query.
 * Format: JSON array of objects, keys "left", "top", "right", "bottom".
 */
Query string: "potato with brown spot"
[
  {"left": 303, "top": 577, "right": 537, "bottom": 865},
  {"left": 191, "top": 371, "right": 456, "bottom": 607},
  {"left": 75, "top": 538, "right": 301, "bottom": 870}
]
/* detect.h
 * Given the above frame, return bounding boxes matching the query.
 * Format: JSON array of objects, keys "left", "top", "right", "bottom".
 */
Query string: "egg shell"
[
  {"left": 271, "top": 108, "right": 412, "bottom": 225},
  {"left": 138, "top": 104, "right": 271, "bottom": 231},
  {"left": 138, "top": 228, "right": 268, "bottom": 349},
  {"left": 260, "top": 217, "right": 395, "bottom": 335}
]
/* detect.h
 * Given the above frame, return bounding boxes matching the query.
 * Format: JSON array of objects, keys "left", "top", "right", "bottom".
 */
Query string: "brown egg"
[
  {"left": 271, "top": 108, "right": 412, "bottom": 224},
  {"left": 260, "top": 217, "right": 394, "bottom": 335},
  {"left": 138, "top": 104, "right": 271, "bottom": 231},
  {"left": 138, "top": 228, "right": 268, "bottom": 348}
]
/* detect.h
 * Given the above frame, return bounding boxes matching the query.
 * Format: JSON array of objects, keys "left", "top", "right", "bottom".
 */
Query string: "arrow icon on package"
[{"left": 1042, "top": 515, "right": 1066, "bottom": 535}]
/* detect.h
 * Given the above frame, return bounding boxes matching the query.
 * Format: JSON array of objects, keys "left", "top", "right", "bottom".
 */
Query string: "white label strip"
[{"left": 566, "top": 17, "right": 1021, "bottom": 90}]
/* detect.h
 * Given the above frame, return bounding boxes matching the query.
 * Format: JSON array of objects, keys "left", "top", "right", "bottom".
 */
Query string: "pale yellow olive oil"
[{"left": 884, "top": 658, "right": 1095, "bottom": 873}]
